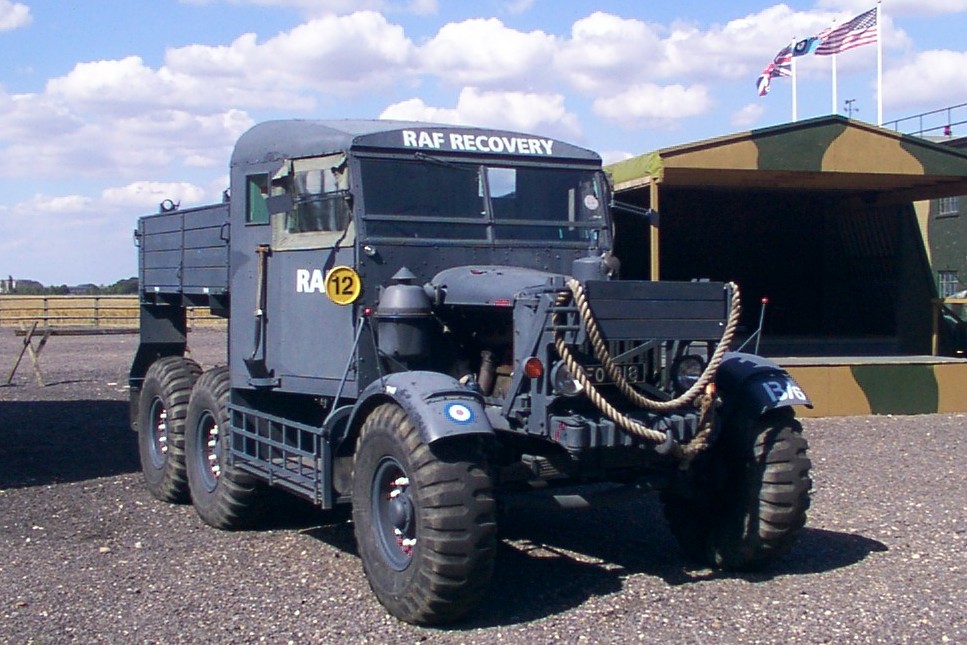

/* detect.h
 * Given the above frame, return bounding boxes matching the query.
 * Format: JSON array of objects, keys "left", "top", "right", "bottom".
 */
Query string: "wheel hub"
[
  {"left": 388, "top": 476, "right": 414, "bottom": 539},
  {"left": 148, "top": 399, "right": 169, "bottom": 467},
  {"left": 206, "top": 422, "right": 221, "bottom": 479},
  {"left": 373, "top": 462, "right": 417, "bottom": 569}
]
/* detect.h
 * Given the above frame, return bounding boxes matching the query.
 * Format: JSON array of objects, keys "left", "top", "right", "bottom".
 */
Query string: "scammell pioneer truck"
[{"left": 130, "top": 119, "right": 812, "bottom": 624}]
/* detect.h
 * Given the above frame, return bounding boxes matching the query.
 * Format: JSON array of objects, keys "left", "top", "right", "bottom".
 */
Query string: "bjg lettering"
[
  {"left": 761, "top": 380, "right": 808, "bottom": 404},
  {"left": 402, "top": 129, "right": 554, "bottom": 155}
]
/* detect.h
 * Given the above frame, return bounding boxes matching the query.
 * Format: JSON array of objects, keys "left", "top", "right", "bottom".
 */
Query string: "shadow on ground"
[
  {"left": 292, "top": 489, "right": 888, "bottom": 629},
  {"left": 0, "top": 400, "right": 136, "bottom": 488}
]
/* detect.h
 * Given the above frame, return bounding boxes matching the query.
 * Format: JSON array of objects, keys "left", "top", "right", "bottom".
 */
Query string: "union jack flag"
[
  {"left": 815, "top": 7, "right": 878, "bottom": 56},
  {"left": 756, "top": 43, "right": 793, "bottom": 96}
]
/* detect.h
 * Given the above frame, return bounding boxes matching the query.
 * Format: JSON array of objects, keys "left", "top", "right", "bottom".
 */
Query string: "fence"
[{"left": 0, "top": 295, "right": 225, "bottom": 331}]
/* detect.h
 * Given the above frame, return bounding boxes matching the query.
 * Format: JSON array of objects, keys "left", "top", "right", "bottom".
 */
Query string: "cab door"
[{"left": 235, "top": 155, "right": 359, "bottom": 396}]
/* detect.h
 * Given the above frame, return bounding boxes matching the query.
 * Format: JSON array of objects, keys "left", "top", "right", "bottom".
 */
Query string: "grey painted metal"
[
  {"left": 131, "top": 118, "right": 811, "bottom": 516},
  {"left": 137, "top": 203, "right": 230, "bottom": 297},
  {"left": 715, "top": 351, "right": 813, "bottom": 417},
  {"left": 349, "top": 371, "right": 494, "bottom": 444}
]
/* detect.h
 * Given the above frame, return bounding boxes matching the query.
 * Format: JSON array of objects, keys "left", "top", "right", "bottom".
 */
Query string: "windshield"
[{"left": 359, "top": 157, "right": 608, "bottom": 245}]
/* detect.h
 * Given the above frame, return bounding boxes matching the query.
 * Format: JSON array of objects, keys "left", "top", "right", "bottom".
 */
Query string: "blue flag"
[{"left": 792, "top": 36, "right": 820, "bottom": 57}]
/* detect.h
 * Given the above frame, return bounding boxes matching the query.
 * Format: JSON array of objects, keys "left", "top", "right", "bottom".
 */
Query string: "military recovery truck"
[{"left": 130, "top": 120, "right": 812, "bottom": 625}]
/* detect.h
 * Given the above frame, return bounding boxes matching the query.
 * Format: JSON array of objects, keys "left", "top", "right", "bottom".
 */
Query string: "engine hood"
[{"left": 428, "top": 265, "right": 563, "bottom": 307}]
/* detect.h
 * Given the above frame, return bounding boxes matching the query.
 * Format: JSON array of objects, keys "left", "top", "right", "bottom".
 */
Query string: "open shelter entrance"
[
  {"left": 606, "top": 116, "right": 967, "bottom": 416},
  {"left": 608, "top": 115, "right": 967, "bottom": 357}
]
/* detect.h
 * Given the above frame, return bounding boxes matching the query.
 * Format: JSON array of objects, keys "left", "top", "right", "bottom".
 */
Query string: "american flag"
[{"left": 815, "top": 7, "right": 878, "bottom": 56}]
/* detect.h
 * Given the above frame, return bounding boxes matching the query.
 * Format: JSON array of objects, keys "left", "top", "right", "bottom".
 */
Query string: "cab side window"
[
  {"left": 246, "top": 174, "right": 270, "bottom": 224},
  {"left": 286, "top": 158, "right": 351, "bottom": 234},
  {"left": 271, "top": 154, "right": 354, "bottom": 251}
]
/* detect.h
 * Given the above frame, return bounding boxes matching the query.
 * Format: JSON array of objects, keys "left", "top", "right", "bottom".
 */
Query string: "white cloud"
[
  {"left": 381, "top": 87, "right": 582, "bottom": 139},
  {"left": 504, "top": 0, "right": 535, "bottom": 14},
  {"left": 554, "top": 9, "right": 818, "bottom": 95},
  {"left": 883, "top": 50, "right": 967, "bottom": 111},
  {"left": 554, "top": 5, "right": 911, "bottom": 98},
  {"left": 101, "top": 181, "right": 208, "bottom": 210},
  {"left": 0, "top": 0, "right": 30, "bottom": 31},
  {"left": 731, "top": 102, "right": 766, "bottom": 128},
  {"left": 0, "top": 97, "right": 251, "bottom": 180},
  {"left": 26, "top": 194, "right": 95, "bottom": 214},
  {"left": 0, "top": 183, "right": 216, "bottom": 285},
  {"left": 417, "top": 18, "right": 557, "bottom": 88},
  {"left": 592, "top": 83, "right": 712, "bottom": 128},
  {"left": 555, "top": 12, "right": 664, "bottom": 94},
  {"left": 599, "top": 149, "right": 634, "bottom": 166},
  {"left": 0, "top": 193, "right": 132, "bottom": 284},
  {"left": 46, "top": 12, "right": 414, "bottom": 116}
]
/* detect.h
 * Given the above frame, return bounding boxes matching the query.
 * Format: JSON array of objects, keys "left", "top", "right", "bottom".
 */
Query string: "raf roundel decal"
[{"left": 444, "top": 402, "right": 475, "bottom": 425}]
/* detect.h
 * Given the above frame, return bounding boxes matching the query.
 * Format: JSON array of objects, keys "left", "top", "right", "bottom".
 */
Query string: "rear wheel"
[
  {"left": 137, "top": 356, "right": 202, "bottom": 503},
  {"left": 662, "top": 408, "right": 811, "bottom": 570},
  {"left": 352, "top": 403, "right": 496, "bottom": 625},
  {"left": 185, "top": 367, "right": 264, "bottom": 529}
]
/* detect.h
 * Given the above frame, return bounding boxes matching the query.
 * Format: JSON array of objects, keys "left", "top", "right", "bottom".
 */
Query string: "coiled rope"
[{"left": 552, "top": 280, "right": 741, "bottom": 454}]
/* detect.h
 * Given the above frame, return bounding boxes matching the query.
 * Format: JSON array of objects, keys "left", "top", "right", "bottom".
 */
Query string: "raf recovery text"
[{"left": 402, "top": 129, "right": 554, "bottom": 155}]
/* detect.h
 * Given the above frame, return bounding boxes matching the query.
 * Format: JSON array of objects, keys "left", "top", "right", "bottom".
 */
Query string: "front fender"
[
  {"left": 715, "top": 352, "right": 812, "bottom": 417},
  {"left": 348, "top": 371, "right": 494, "bottom": 445}
]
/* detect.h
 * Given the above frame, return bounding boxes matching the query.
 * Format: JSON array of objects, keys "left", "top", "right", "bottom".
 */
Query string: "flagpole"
[
  {"left": 832, "top": 54, "right": 838, "bottom": 115},
  {"left": 792, "top": 45, "right": 798, "bottom": 122},
  {"left": 876, "top": 1, "right": 883, "bottom": 125}
]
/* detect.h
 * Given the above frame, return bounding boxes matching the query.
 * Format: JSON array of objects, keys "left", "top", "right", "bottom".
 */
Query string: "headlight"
[
  {"left": 551, "top": 362, "right": 583, "bottom": 397},
  {"left": 672, "top": 355, "right": 705, "bottom": 393}
]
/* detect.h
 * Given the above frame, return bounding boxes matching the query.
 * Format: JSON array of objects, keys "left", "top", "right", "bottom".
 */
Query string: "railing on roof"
[{"left": 883, "top": 102, "right": 967, "bottom": 137}]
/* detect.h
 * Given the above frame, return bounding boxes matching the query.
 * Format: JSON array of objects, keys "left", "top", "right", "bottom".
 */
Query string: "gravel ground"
[{"left": 0, "top": 329, "right": 965, "bottom": 644}]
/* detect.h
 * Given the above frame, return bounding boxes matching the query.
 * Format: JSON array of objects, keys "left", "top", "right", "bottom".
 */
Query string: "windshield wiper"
[{"left": 413, "top": 151, "right": 474, "bottom": 171}]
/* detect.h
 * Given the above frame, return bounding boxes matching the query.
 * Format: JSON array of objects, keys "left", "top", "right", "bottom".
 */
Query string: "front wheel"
[
  {"left": 137, "top": 356, "right": 202, "bottom": 503},
  {"left": 662, "top": 408, "right": 812, "bottom": 570},
  {"left": 185, "top": 367, "right": 264, "bottom": 529},
  {"left": 352, "top": 403, "right": 496, "bottom": 625}
]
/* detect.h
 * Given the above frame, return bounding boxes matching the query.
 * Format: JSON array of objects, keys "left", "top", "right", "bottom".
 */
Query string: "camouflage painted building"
[{"left": 606, "top": 115, "right": 967, "bottom": 416}]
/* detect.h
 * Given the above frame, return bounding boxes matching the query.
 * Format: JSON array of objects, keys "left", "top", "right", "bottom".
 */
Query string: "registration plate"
[{"left": 585, "top": 363, "right": 645, "bottom": 385}]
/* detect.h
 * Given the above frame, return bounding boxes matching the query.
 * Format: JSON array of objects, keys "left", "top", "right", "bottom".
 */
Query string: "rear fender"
[
  {"left": 347, "top": 371, "right": 494, "bottom": 446},
  {"left": 715, "top": 352, "right": 812, "bottom": 418}
]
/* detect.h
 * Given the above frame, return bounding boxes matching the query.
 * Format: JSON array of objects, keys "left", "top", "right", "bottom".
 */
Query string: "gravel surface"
[{"left": 0, "top": 329, "right": 965, "bottom": 644}]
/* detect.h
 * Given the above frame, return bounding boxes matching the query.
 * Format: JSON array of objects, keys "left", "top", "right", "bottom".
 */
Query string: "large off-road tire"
[
  {"left": 185, "top": 367, "right": 265, "bottom": 529},
  {"left": 137, "top": 356, "right": 202, "bottom": 503},
  {"left": 662, "top": 408, "right": 811, "bottom": 570},
  {"left": 351, "top": 403, "right": 496, "bottom": 625}
]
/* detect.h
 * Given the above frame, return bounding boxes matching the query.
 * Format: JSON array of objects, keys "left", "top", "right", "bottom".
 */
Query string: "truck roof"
[{"left": 231, "top": 119, "right": 601, "bottom": 167}]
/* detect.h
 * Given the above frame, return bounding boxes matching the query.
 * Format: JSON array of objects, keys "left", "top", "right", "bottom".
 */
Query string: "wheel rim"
[
  {"left": 371, "top": 456, "right": 416, "bottom": 571},
  {"left": 147, "top": 397, "right": 169, "bottom": 469},
  {"left": 195, "top": 410, "right": 222, "bottom": 492}
]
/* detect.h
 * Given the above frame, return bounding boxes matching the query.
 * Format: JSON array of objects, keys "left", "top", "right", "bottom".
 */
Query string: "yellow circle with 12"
[{"left": 325, "top": 265, "right": 362, "bottom": 305}]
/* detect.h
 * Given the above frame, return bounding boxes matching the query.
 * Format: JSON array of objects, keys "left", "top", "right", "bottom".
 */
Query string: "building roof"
[{"left": 608, "top": 115, "right": 967, "bottom": 202}]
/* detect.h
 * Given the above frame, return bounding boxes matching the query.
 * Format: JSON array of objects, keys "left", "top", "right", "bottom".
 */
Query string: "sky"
[{"left": 1, "top": 0, "right": 966, "bottom": 285}]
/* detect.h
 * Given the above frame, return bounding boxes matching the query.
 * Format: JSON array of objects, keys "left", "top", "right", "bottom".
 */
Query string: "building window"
[
  {"left": 937, "top": 196, "right": 960, "bottom": 217},
  {"left": 938, "top": 271, "right": 961, "bottom": 298}
]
